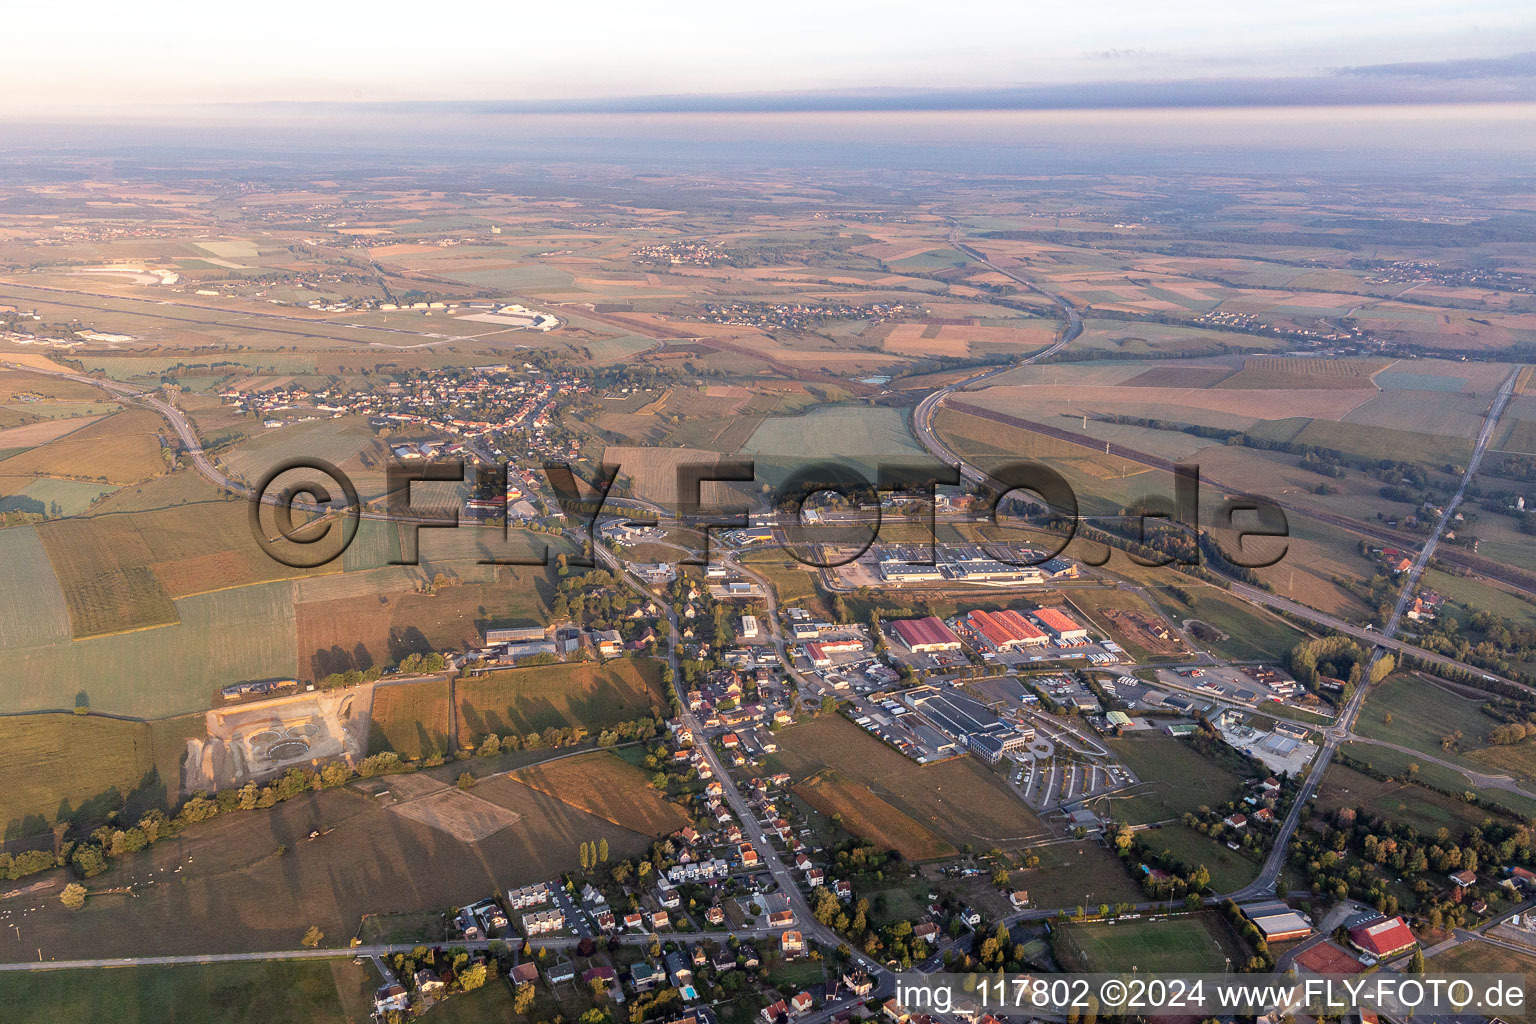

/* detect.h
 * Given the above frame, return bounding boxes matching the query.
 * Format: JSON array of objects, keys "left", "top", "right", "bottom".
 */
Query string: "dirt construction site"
[{"left": 181, "top": 686, "right": 372, "bottom": 794}]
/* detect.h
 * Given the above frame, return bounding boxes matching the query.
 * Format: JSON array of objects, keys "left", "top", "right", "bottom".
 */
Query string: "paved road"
[{"left": 1231, "top": 369, "right": 1519, "bottom": 902}]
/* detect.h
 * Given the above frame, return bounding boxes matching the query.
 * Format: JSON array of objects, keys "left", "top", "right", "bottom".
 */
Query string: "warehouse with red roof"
[
  {"left": 1031, "top": 607, "right": 1088, "bottom": 641},
  {"left": 1346, "top": 915, "right": 1417, "bottom": 959},
  {"left": 965, "top": 608, "right": 1049, "bottom": 650},
  {"left": 889, "top": 616, "right": 963, "bottom": 652}
]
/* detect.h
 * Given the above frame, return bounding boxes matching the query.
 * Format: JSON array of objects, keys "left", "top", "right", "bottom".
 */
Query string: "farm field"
[
  {"left": 1102, "top": 735, "right": 1247, "bottom": 825},
  {"left": 455, "top": 657, "right": 667, "bottom": 743},
  {"left": 0, "top": 713, "right": 198, "bottom": 832},
  {"left": 768, "top": 713, "right": 1051, "bottom": 850},
  {"left": 368, "top": 678, "right": 451, "bottom": 759},
  {"left": 1053, "top": 912, "right": 1249, "bottom": 973},
  {"left": 0, "top": 959, "right": 373, "bottom": 1024},
  {"left": 510, "top": 750, "right": 690, "bottom": 835},
  {"left": 0, "top": 408, "right": 167, "bottom": 485},
  {"left": 794, "top": 769, "right": 957, "bottom": 861},
  {"left": 296, "top": 566, "right": 556, "bottom": 680},
  {"left": 14, "top": 772, "right": 658, "bottom": 959},
  {"left": 0, "top": 581, "right": 298, "bottom": 718},
  {"left": 0, "top": 525, "right": 73, "bottom": 647}
]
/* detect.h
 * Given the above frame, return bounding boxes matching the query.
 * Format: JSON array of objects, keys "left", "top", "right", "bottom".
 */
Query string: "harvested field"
[
  {"left": 1120, "top": 366, "right": 1235, "bottom": 388},
  {"left": 510, "top": 751, "right": 689, "bottom": 834},
  {"left": 0, "top": 409, "right": 166, "bottom": 484},
  {"left": 769, "top": 714, "right": 1049, "bottom": 849},
  {"left": 456, "top": 658, "right": 667, "bottom": 742},
  {"left": 1214, "top": 356, "right": 1387, "bottom": 390},
  {"left": 388, "top": 781, "right": 523, "bottom": 842},
  {"left": 795, "top": 769, "right": 956, "bottom": 861},
  {"left": 0, "top": 414, "right": 105, "bottom": 449},
  {"left": 296, "top": 566, "right": 554, "bottom": 680},
  {"left": 369, "top": 678, "right": 451, "bottom": 759},
  {"left": 8, "top": 776, "right": 656, "bottom": 959}
]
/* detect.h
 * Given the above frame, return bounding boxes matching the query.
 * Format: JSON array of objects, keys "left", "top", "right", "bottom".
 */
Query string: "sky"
[{"left": 5, "top": 0, "right": 1536, "bottom": 113}]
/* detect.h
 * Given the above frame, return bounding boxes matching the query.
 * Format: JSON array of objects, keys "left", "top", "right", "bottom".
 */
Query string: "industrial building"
[
  {"left": 964, "top": 608, "right": 1050, "bottom": 650},
  {"left": 888, "top": 616, "right": 963, "bottom": 652},
  {"left": 1241, "top": 901, "right": 1313, "bottom": 942},
  {"left": 484, "top": 626, "right": 547, "bottom": 645},
  {"left": 1032, "top": 607, "right": 1089, "bottom": 641}
]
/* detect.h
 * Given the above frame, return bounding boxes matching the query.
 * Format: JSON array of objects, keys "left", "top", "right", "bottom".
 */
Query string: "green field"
[
  {"left": 0, "top": 580, "right": 299, "bottom": 718},
  {"left": 743, "top": 405, "right": 926, "bottom": 485},
  {"left": 1102, "top": 735, "right": 1247, "bottom": 825},
  {"left": 455, "top": 657, "right": 667, "bottom": 743},
  {"left": 0, "top": 526, "right": 74, "bottom": 647},
  {"left": 1138, "top": 823, "right": 1259, "bottom": 892},
  {"left": 1356, "top": 673, "right": 1494, "bottom": 760},
  {"left": 1054, "top": 913, "right": 1249, "bottom": 973},
  {"left": 1016, "top": 840, "right": 1145, "bottom": 907},
  {"left": 0, "top": 958, "right": 371, "bottom": 1023},
  {"left": 1321, "top": 759, "right": 1535, "bottom": 831},
  {"left": 1428, "top": 937, "right": 1536, "bottom": 976},
  {"left": 1145, "top": 585, "right": 1311, "bottom": 662}
]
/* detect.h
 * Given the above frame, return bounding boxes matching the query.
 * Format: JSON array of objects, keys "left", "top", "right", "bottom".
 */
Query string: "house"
[
  {"left": 413, "top": 969, "right": 445, "bottom": 997},
  {"left": 768, "top": 909, "right": 796, "bottom": 929},
  {"left": 780, "top": 930, "right": 805, "bottom": 958},
  {"left": 763, "top": 1000, "right": 790, "bottom": 1024},
  {"left": 913, "top": 922, "right": 940, "bottom": 944},
  {"left": 547, "top": 958, "right": 577, "bottom": 985},
  {"left": 623, "top": 911, "right": 645, "bottom": 931},
  {"left": 1510, "top": 866, "right": 1536, "bottom": 890},
  {"left": 713, "top": 948, "right": 737, "bottom": 972},
  {"left": 706, "top": 904, "right": 725, "bottom": 926},
  {"left": 651, "top": 911, "right": 671, "bottom": 929},
  {"left": 790, "top": 991, "right": 814, "bottom": 1016},
  {"left": 842, "top": 971, "right": 874, "bottom": 996},
  {"left": 1225, "top": 813, "right": 1248, "bottom": 828},
  {"left": 665, "top": 950, "right": 694, "bottom": 987},
  {"left": 1450, "top": 869, "right": 1477, "bottom": 888},
  {"left": 583, "top": 966, "right": 617, "bottom": 994},
  {"left": 374, "top": 983, "right": 410, "bottom": 1015},
  {"left": 739, "top": 944, "right": 760, "bottom": 968},
  {"left": 510, "top": 961, "right": 540, "bottom": 986},
  {"left": 1009, "top": 890, "right": 1030, "bottom": 909},
  {"left": 630, "top": 960, "right": 667, "bottom": 992}
]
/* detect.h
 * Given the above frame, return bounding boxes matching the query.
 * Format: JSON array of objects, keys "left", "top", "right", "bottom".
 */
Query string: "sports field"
[
  {"left": 511, "top": 750, "right": 690, "bottom": 835},
  {"left": 795, "top": 769, "right": 957, "bottom": 861},
  {"left": 455, "top": 657, "right": 667, "bottom": 742},
  {"left": 1053, "top": 913, "right": 1248, "bottom": 973}
]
